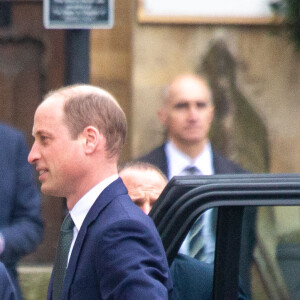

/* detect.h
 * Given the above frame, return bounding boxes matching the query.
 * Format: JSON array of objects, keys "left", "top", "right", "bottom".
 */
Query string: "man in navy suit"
[
  {"left": 0, "top": 123, "right": 43, "bottom": 299},
  {"left": 28, "top": 84, "right": 172, "bottom": 300},
  {"left": 0, "top": 262, "right": 18, "bottom": 300},
  {"left": 138, "top": 74, "right": 256, "bottom": 297}
]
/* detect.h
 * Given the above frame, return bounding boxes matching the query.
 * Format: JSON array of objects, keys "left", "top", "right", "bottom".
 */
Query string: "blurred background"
[{"left": 1, "top": 0, "right": 300, "bottom": 299}]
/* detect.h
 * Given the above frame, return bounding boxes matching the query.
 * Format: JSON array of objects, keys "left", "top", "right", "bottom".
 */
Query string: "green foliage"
[{"left": 271, "top": 0, "right": 300, "bottom": 49}]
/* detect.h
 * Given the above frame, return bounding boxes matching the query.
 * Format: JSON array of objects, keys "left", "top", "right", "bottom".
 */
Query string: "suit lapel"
[
  {"left": 212, "top": 150, "right": 226, "bottom": 174},
  {"left": 61, "top": 178, "right": 127, "bottom": 298},
  {"left": 161, "top": 144, "right": 169, "bottom": 178}
]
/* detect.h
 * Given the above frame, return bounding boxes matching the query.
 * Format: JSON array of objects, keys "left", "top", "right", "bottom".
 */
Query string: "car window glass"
[
  {"left": 171, "top": 205, "right": 300, "bottom": 300},
  {"left": 249, "top": 206, "right": 300, "bottom": 300}
]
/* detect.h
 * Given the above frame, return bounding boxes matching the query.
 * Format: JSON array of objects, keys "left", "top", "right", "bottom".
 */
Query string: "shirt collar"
[
  {"left": 165, "top": 140, "right": 214, "bottom": 179},
  {"left": 193, "top": 143, "right": 214, "bottom": 175},
  {"left": 69, "top": 174, "right": 118, "bottom": 232}
]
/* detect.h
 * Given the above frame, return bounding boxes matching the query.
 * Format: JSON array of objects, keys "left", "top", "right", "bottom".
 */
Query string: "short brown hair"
[{"left": 44, "top": 85, "right": 127, "bottom": 158}]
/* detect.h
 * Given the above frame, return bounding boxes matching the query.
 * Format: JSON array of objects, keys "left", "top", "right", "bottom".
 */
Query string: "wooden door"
[{"left": 0, "top": 0, "right": 65, "bottom": 262}]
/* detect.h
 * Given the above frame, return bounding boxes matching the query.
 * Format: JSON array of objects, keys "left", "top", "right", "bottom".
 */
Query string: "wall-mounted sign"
[{"left": 44, "top": 0, "right": 114, "bottom": 29}]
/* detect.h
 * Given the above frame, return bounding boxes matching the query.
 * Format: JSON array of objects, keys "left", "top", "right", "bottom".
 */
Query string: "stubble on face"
[{"left": 31, "top": 96, "right": 84, "bottom": 200}]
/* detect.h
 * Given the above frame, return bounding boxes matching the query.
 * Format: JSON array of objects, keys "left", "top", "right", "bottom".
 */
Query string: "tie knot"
[
  {"left": 184, "top": 166, "right": 200, "bottom": 175},
  {"left": 61, "top": 214, "right": 74, "bottom": 231}
]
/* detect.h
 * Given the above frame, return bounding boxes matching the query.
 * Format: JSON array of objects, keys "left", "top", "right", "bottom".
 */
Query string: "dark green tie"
[
  {"left": 183, "top": 165, "right": 199, "bottom": 175},
  {"left": 52, "top": 213, "right": 74, "bottom": 300}
]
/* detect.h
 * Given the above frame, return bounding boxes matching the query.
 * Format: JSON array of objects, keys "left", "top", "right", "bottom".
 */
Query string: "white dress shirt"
[
  {"left": 165, "top": 140, "right": 216, "bottom": 263},
  {"left": 67, "top": 174, "right": 119, "bottom": 264},
  {"left": 165, "top": 140, "right": 214, "bottom": 178}
]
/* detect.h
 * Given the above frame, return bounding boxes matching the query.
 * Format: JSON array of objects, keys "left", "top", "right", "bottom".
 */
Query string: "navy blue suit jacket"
[
  {"left": 138, "top": 144, "right": 245, "bottom": 178},
  {"left": 0, "top": 123, "right": 43, "bottom": 297},
  {"left": 47, "top": 178, "right": 172, "bottom": 300},
  {"left": 0, "top": 262, "right": 17, "bottom": 300}
]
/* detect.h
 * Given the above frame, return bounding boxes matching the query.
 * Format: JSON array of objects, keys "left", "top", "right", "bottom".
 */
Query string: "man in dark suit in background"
[
  {"left": 0, "top": 122, "right": 43, "bottom": 299},
  {"left": 28, "top": 84, "right": 172, "bottom": 300},
  {"left": 138, "top": 74, "right": 255, "bottom": 297},
  {"left": 138, "top": 73, "right": 244, "bottom": 180}
]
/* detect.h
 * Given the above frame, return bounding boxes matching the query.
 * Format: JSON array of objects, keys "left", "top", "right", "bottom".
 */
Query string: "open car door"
[{"left": 150, "top": 173, "right": 300, "bottom": 300}]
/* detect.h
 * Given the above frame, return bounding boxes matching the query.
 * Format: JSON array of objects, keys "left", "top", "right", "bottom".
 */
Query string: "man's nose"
[
  {"left": 187, "top": 105, "right": 199, "bottom": 119},
  {"left": 28, "top": 142, "right": 40, "bottom": 164}
]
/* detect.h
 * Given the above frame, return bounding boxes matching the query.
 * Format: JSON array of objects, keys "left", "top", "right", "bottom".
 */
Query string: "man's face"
[
  {"left": 159, "top": 76, "right": 214, "bottom": 147},
  {"left": 28, "top": 96, "right": 85, "bottom": 199},
  {"left": 120, "top": 169, "right": 167, "bottom": 214}
]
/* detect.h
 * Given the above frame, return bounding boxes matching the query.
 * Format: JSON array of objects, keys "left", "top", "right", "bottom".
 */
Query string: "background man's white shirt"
[{"left": 165, "top": 141, "right": 215, "bottom": 263}]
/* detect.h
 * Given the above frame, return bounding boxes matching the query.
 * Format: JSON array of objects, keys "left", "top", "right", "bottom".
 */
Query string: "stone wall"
[
  {"left": 90, "top": 0, "right": 132, "bottom": 163},
  {"left": 131, "top": 23, "right": 300, "bottom": 174}
]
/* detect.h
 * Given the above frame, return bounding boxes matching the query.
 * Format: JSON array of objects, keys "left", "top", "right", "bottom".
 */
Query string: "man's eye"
[
  {"left": 196, "top": 102, "right": 209, "bottom": 108},
  {"left": 174, "top": 103, "right": 188, "bottom": 109}
]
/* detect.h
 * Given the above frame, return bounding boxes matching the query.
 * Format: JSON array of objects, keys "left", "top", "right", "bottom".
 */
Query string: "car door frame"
[{"left": 150, "top": 174, "right": 300, "bottom": 300}]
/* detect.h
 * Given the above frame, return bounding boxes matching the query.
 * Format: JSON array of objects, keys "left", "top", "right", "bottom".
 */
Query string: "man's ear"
[
  {"left": 82, "top": 126, "right": 104, "bottom": 154},
  {"left": 209, "top": 104, "right": 215, "bottom": 124}
]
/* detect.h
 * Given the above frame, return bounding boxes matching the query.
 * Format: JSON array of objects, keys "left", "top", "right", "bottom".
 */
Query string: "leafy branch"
[{"left": 270, "top": 0, "right": 300, "bottom": 49}]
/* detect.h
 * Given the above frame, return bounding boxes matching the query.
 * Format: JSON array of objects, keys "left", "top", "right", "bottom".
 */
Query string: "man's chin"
[
  {"left": 181, "top": 137, "right": 205, "bottom": 145},
  {"left": 41, "top": 184, "right": 61, "bottom": 197}
]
